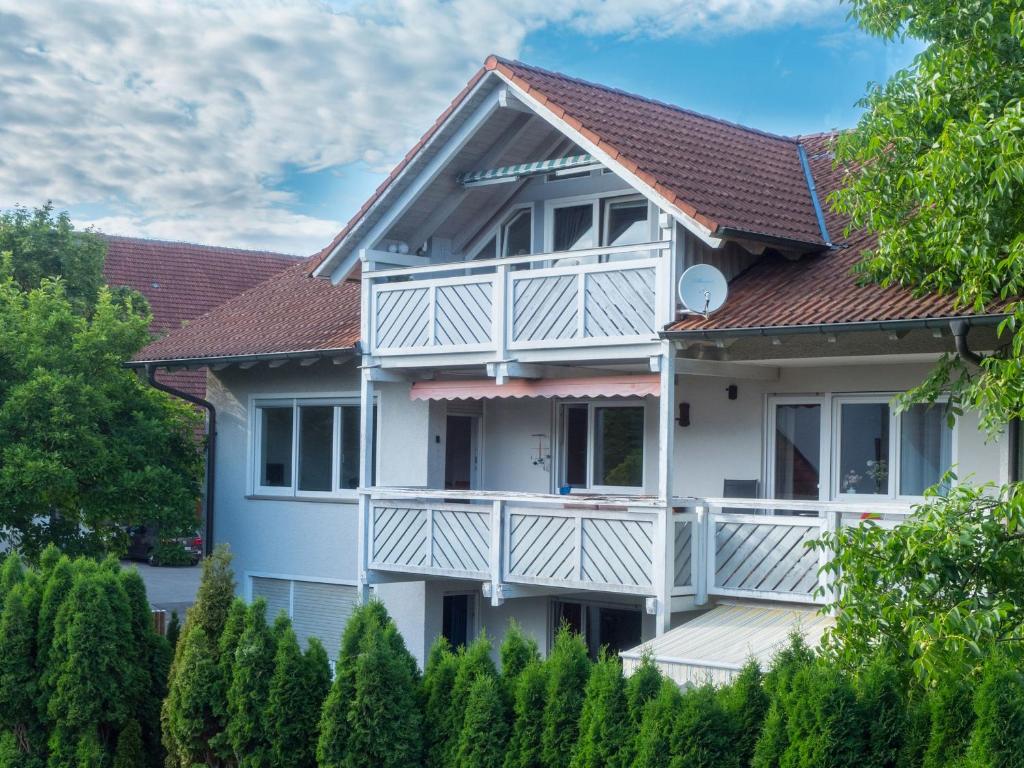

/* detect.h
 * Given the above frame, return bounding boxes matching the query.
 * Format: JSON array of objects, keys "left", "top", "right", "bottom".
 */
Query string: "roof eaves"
[
  {"left": 128, "top": 346, "right": 359, "bottom": 370},
  {"left": 661, "top": 313, "right": 1008, "bottom": 340}
]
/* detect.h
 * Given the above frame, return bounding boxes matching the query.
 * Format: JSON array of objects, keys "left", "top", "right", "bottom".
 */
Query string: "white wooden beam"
[
  {"left": 675, "top": 358, "right": 780, "bottom": 381},
  {"left": 210, "top": 362, "right": 231, "bottom": 372},
  {"left": 361, "top": 249, "right": 430, "bottom": 271},
  {"left": 268, "top": 359, "right": 288, "bottom": 368},
  {"left": 498, "top": 86, "right": 533, "bottom": 113},
  {"left": 362, "top": 366, "right": 410, "bottom": 383},
  {"left": 238, "top": 361, "right": 258, "bottom": 370},
  {"left": 299, "top": 357, "right": 319, "bottom": 367}
]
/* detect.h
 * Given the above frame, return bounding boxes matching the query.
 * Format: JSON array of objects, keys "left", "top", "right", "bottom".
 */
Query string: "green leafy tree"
[
  {"left": 632, "top": 679, "right": 682, "bottom": 768},
  {"left": 0, "top": 208, "right": 202, "bottom": 557},
  {"left": 718, "top": 660, "right": 769, "bottom": 768},
  {"left": 423, "top": 636, "right": 460, "bottom": 768},
  {"left": 541, "top": 627, "right": 590, "bottom": 768},
  {"left": 316, "top": 600, "right": 391, "bottom": 768},
  {"left": 266, "top": 619, "right": 329, "bottom": 768},
  {"left": 342, "top": 619, "right": 423, "bottom": 768},
  {"left": 112, "top": 721, "right": 144, "bottom": 768},
  {"left": 570, "top": 651, "right": 629, "bottom": 768},
  {"left": 226, "top": 599, "right": 276, "bottom": 768},
  {"left": 815, "top": 483, "right": 1024, "bottom": 682},
  {"left": 504, "top": 661, "right": 547, "bottom": 768},
  {"left": 669, "top": 685, "right": 739, "bottom": 768},
  {"left": 456, "top": 674, "right": 508, "bottom": 768},
  {"left": 830, "top": 0, "right": 1024, "bottom": 435},
  {"left": 963, "top": 654, "right": 1024, "bottom": 767}
]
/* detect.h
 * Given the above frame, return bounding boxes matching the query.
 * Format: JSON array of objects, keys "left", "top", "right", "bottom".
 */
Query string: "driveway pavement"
[{"left": 123, "top": 561, "right": 201, "bottom": 617}]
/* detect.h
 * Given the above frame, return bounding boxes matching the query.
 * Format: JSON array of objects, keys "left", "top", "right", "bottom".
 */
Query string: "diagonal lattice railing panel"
[
  {"left": 674, "top": 520, "right": 693, "bottom": 588},
  {"left": 372, "top": 505, "right": 428, "bottom": 568},
  {"left": 511, "top": 274, "right": 578, "bottom": 343},
  {"left": 434, "top": 282, "right": 492, "bottom": 347},
  {"left": 431, "top": 508, "right": 490, "bottom": 575},
  {"left": 714, "top": 520, "right": 819, "bottom": 595},
  {"left": 374, "top": 287, "right": 430, "bottom": 350},
  {"left": 583, "top": 267, "right": 657, "bottom": 338},
  {"left": 580, "top": 517, "right": 654, "bottom": 588},
  {"left": 507, "top": 512, "right": 576, "bottom": 581}
]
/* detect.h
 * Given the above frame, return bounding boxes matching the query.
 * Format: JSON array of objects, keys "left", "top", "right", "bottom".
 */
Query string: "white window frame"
[
  {"left": 601, "top": 194, "right": 656, "bottom": 250},
  {"left": 249, "top": 392, "right": 365, "bottom": 499},
  {"left": 468, "top": 203, "right": 533, "bottom": 261},
  {"left": 500, "top": 206, "right": 534, "bottom": 257},
  {"left": 544, "top": 193, "right": 600, "bottom": 255},
  {"left": 764, "top": 392, "right": 955, "bottom": 504},
  {"left": 557, "top": 400, "right": 646, "bottom": 494}
]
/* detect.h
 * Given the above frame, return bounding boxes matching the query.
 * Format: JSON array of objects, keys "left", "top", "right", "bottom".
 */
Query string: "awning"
[
  {"left": 456, "top": 153, "right": 597, "bottom": 186},
  {"left": 621, "top": 602, "right": 834, "bottom": 687},
  {"left": 409, "top": 374, "right": 660, "bottom": 401}
]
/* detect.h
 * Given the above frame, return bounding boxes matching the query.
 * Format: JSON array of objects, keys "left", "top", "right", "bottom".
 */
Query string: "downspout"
[
  {"left": 949, "top": 319, "right": 983, "bottom": 366},
  {"left": 146, "top": 365, "right": 216, "bottom": 556}
]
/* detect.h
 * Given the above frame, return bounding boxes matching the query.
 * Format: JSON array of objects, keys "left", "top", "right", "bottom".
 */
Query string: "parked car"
[{"left": 125, "top": 524, "right": 202, "bottom": 566}]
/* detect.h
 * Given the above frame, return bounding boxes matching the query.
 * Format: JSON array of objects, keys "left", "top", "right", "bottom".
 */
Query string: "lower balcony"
[{"left": 363, "top": 489, "right": 913, "bottom": 607}]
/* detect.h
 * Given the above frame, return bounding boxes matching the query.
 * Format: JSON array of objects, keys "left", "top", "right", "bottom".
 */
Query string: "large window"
[
  {"left": 560, "top": 402, "right": 645, "bottom": 492},
  {"left": 254, "top": 398, "right": 371, "bottom": 497}
]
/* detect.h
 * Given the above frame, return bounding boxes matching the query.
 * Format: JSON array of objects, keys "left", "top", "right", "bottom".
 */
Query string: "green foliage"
[
  {"left": 266, "top": 620, "right": 329, "bottom": 768},
  {"left": 112, "top": 721, "right": 143, "bottom": 768},
  {"left": 964, "top": 654, "right": 1024, "bottom": 767},
  {"left": 632, "top": 679, "right": 681, "bottom": 768},
  {"left": 718, "top": 660, "right": 769, "bottom": 768},
  {"left": 570, "top": 651, "right": 629, "bottom": 768},
  {"left": 669, "top": 685, "right": 738, "bottom": 768},
  {"left": 448, "top": 633, "right": 498, "bottom": 761},
  {"left": 456, "top": 675, "right": 508, "bottom": 768},
  {"left": 782, "top": 661, "right": 865, "bottom": 768},
  {"left": 190, "top": 547, "right": 237, "bottom": 642},
  {"left": 0, "top": 574, "right": 44, "bottom": 761},
  {"left": 625, "top": 656, "right": 663, "bottom": 727},
  {"left": 752, "top": 634, "right": 817, "bottom": 768},
  {"left": 541, "top": 627, "right": 590, "bottom": 768},
  {"left": 343, "top": 618, "right": 423, "bottom": 768},
  {"left": 423, "top": 636, "right": 460, "bottom": 768},
  {"left": 0, "top": 206, "right": 202, "bottom": 558},
  {"left": 0, "top": 554, "right": 24, "bottom": 614},
  {"left": 148, "top": 541, "right": 193, "bottom": 567},
  {"left": 504, "top": 661, "right": 547, "bottom": 768},
  {"left": 165, "top": 612, "right": 180, "bottom": 652},
  {"left": 500, "top": 621, "right": 539, "bottom": 682},
  {"left": 854, "top": 654, "right": 910, "bottom": 768},
  {"left": 922, "top": 677, "right": 974, "bottom": 768},
  {"left": 226, "top": 599, "right": 276, "bottom": 767},
  {"left": 161, "top": 625, "right": 221, "bottom": 768},
  {"left": 815, "top": 483, "right": 1024, "bottom": 683},
  {"left": 316, "top": 600, "right": 391, "bottom": 768}
]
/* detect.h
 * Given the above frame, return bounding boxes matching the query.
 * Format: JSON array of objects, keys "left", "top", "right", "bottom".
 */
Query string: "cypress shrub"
[
  {"left": 504, "top": 660, "right": 548, "bottom": 768},
  {"left": 456, "top": 675, "right": 509, "bottom": 768},
  {"left": 921, "top": 677, "right": 974, "bottom": 768},
  {"left": 854, "top": 654, "right": 909, "bottom": 768},
  {"left": 632, "top": 679, "right": 682, "bottom": 768},
  {"left": 500, "top": 621, "right": 539, "bottom": 682},
  {"left": 207, "top": 597, "right": 247, "bottom": 763},
  {"left": 669, "top": 684, "right": 739, "bottom": 768},
  {"left": 625, "top": 656, "right": 663, "bottom": 726},
  {"left": 570, "top": 651, "right": 629, "bottom": 768},
  {"left": 963, "top": 654, "right": 1024, "bottom": 767},
  {"left": 112, "top": 720, "right": 144, "bottom": 768},
  {"left": 226, "top": 599, "right": 277, "bottom": 767},
  {"left": 447, "top": 634, "right": 498, "bottom": 764},
  {"left": 782, "top": 660, "right": 865, "bottom": 768},
  {"left": 0, "top": 577, "right": 44, "bottom": 759},
  {"left": 540, "top": 627, "right": 590, "bottom": 768},
  {"left": 165, "top": 612, "right": 181, "bottom": 652},
  {"left": 35, "top": 555, "right": 75, "bottom": 724},
  {"left": 0, "top": 553, "right": 24, "bottom": 613},
  {"left": 752, "top": 634, "right": 816, "bottom": 768},
  {"left": 162, "top": 626, "right": 221, "bottom": 767},
  {"left": 718, "top": 660, "right": 769, "bottom": 768},
  {"left": 266, "top": 620, "right": 329, "bottom": 768},
  {"left": 316, "top": 600, "right": 391, "bottom": 768},
  {"left": 190, "top": 546, "right": 237, "bottom": 641},
  {"left": 423, "top": 637, "right": 460, "bottom": 768},
  {"left": 343, "top": 619, "right": 423, "bottom": 768}
]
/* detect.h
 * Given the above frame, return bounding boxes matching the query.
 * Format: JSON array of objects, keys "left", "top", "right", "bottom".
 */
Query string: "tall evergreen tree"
[
  {"left": 447, "top": 634, "right": 498, "bottom": 763},
  {"left": 317, "top": 600, "right": 391, "bottom": 768},
  {"left": 343, "top": 619, "right": 423, "bottom": 768},
  {"left": 625, "top": 656, "right": 663, "bottom": 727},
  {"left": 632, "top": 679, "right": 682, "bottom": 768},
  {"left": 782, "top": 661, "right": 865, "bottom": 768},
  {"left": 718, "top": 660, "right": 769, "bottom": 768},
  {"left": 35, "top": 555, "right": 75, "bottom": 724},
  {"left": 500, "top": 622, "right": 539, "bottom": 683},
  {"left": 922, "top": 677, "right": 975, "bottom": 768},
  {"left": 570, "top": 651, "right": 629, "bottom": 768},
  {"left": 752, "top": 634, "right": 816, "bottom": 768},
  {"left": 504, "top": 661, "right": 547, "bottom": 768},
  {"left": 964, "top": 654, "right": 1024, "bottom": 768},
  {"left": 423, "top": 636, "right": 460, "bottom": 768},
  {"left": 0, "top": 576, "right": 44, "bottom": 760},
  {"left": 669, "top": 685, "right": 739, "bottom": 768},
  {"left": 162, "top": 625, "right": 221, "bottom": 767},
  {"left": 226, "top": 599, "right": 276, "bottom": 768},
  {"left": 541, "top": 627, "right": 590, "bottom": 768},
  {"left": 456, "top": 674, "right": 509, "bottom": 768},
  {"left": 266, "top": 620, "right": 329, "bottom": 768},
  {"left": 112, "top": 720, "right": 144, "bottom": 768},
  {"left": 854, "top": 654, "right": 910, "bottom": 768},
  {"left": 0, "top": 553, "right": 24, "bottom": 613}
]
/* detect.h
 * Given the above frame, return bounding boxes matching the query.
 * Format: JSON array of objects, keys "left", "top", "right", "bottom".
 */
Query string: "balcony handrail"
[
  {"left": 364, "top": 239, "right": 671, "bottom": 280},
  {"left": 365, "top": 486, "right": 667, "bottom": 509},
  {"left": 674, "top": 496, "right": 916, "bottom": 516}
]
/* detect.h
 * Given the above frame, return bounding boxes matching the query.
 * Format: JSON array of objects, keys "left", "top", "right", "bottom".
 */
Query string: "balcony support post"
[
  {"left": 356, "top": 368, "right": 376, "bottom": 603},
  {"left": 493, "top": 263, "right": 508, "bottom": 362},
  {"left": 655, "top": 341, "right": 676, "bottom": 635},
  {"left": 489, "top": 500, "right": 505, "bottom": 606},
  {"left": 694, "top": 505, "right": 709, "bottom": 606}
]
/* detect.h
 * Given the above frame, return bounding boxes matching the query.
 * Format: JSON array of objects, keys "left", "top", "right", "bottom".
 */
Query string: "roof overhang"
[
  {"left": 127, "top": 346, "right": 358, "bottom": 371},
  {"left": 409, "top": 374, "right": 660, "bottom": 400}
]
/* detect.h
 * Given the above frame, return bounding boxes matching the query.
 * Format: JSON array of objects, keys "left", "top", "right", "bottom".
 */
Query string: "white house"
[{"left": 134, "top": 57, "right": 1013, "bottom": 680}]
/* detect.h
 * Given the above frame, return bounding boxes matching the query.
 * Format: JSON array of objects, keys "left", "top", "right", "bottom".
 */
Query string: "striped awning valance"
[{"left": 456, "top": 154, "right": 598, "bottom": 185}]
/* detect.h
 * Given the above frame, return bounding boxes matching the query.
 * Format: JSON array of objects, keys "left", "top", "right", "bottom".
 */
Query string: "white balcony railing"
[
  {"left": 365, "top": 241, "right": 671, "bottom": 358},
  {"left": 364, "top": 490, "right": 914, "bottom": 606}
]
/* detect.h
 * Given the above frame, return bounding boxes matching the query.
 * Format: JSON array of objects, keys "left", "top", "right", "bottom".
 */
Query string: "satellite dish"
[{"left": 677, "top": 264, "right": 728, "bottom": 317}]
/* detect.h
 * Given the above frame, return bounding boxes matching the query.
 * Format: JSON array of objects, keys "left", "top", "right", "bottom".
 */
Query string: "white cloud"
[{"left": 0, "top": 0, "right": 839, "bottom": 253}]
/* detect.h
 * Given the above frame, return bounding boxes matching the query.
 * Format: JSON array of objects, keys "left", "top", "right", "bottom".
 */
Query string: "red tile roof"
[
  {"left": 666, "top": 132, "right": 1002, "bottom": 334},
  {"left": 132, "top": 260, "right": 360, "bottom": 363}
]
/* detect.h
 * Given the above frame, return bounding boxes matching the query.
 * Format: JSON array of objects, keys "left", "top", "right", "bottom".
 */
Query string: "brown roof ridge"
[
  {"left": 487, "top": 55, "right": 800, "bottom": 146},
  {"left": 101, "top": 233, "right": 305, "bottom": 260}
]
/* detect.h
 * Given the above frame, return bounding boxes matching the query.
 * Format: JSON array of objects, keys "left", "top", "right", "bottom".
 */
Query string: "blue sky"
[{"left": 0, "top": 1, "right": 921, "bottom": 254}]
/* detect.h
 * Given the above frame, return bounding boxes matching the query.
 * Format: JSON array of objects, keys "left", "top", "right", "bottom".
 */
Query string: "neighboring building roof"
[
  {"left": 666, "top": 132, "right": 1002, "bottom": 335},
  {"left": 132, "top": 260, "right": 360, "bottom": 364}
]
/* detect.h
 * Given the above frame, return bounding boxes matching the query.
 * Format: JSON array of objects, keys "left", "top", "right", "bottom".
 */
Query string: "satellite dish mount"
[{"left": 677, "top": 264, "right": 728, "bottom": 319}]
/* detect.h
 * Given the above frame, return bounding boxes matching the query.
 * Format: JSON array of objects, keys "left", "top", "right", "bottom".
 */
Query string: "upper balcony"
[{"left": 363, "top": 240, "right": 672, "bottom": 364}]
